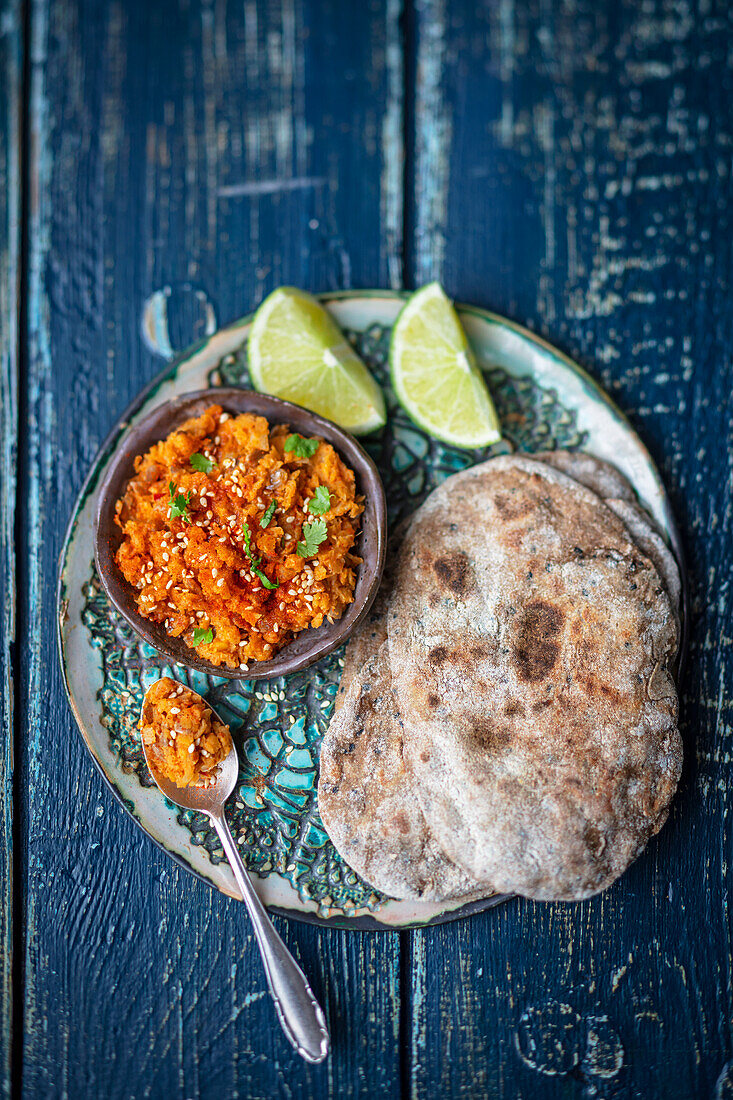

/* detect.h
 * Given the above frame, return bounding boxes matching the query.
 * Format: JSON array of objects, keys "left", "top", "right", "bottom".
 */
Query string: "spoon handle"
[{"left": 210, "top": 812, "right": 330, "bottom": 1064}]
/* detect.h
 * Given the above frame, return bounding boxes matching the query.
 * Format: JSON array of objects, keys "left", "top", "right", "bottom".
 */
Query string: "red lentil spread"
[
  {"left": 114, "top": 405, "right": 364, "bottom": 669},
  {"left": 140, "top": 678, "right": 232, "bottom": 788}
]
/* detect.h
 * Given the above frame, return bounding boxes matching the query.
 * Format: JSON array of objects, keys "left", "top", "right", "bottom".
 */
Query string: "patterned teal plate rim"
[{"left": 56, "top": 290, "right": 685, "bottom": 931}]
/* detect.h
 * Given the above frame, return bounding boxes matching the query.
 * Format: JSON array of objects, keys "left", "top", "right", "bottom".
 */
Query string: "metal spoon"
[{"left": 140, "top": 678, "right": 330, "bottom": 1064}]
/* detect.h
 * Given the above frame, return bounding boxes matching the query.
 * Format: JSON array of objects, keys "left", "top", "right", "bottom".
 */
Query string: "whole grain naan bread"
[
  {"left": 535, "top": 450, "right": 636, "bottom": 503},
  {"left": 605, "top": 497, "right": 681, "bottom": 619},
  {"left": 318, "top": 644, "right": 483, "bottom": 900},
  {"left": 334, "top": 519, "right": 409, "bottom": 713},
  {"left": 536, "top": 451, "right": 681, "bottom": 620},
  {"left": 388, "top": 455, "right": 681, "bottom": 901}
]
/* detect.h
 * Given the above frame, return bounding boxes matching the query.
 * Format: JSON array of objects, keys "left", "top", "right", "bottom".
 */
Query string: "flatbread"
[
  {"left": 318, "top": 644, "right": 484, "bottom": 901},
  {"left": 535, "top": 451, "right": 681, "bottom": 620},
  {"left": 388, "top": 454, "right": 681, "bottom": 901},
  {"left": 605, "top": 497, "right": 681, "bottom": 617},
  {"left": 535, "top": 450, "right": 636, "bottom": 502},
  {"left": 334, "top": 519, "right": 408, "bottom": 713}
]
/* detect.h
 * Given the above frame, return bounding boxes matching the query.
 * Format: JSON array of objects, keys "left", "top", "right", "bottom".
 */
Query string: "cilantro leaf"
[
  {"left": 297, "top": 518, "right": 328, "bottom": 558},
  {"left": 168, "top": 481, "right": 192, "bottom": 523},
  {"left": 306, "top": 485, "right": 331, "bottom": 516},
  {"left": 242, "top": 521, "right": 279, "bottom": 590},
  {"left": 190, "top": 452, "right": 215, "bottom": 473},
  {"left": 260, "top": 501, "right": 277, "bottom": 528},
  {"left": 254, "top": 569, "right": 279, "bottom": 590},
  {"left": 192, "top": 627, "right": 213, "bottom": 646},
  {"left": 242, "top": 521, "right": 258, "bottom": 562},
  {"left": 284, "top": 433, "right": 319, "bottom": 459}
]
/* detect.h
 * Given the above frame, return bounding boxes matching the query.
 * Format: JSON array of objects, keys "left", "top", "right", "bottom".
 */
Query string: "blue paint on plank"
[
  {"left": 0, "top": 2, "right": 21, "bottom": 1097},
  {"left": 15, "top": 0, "right": 733, "bottom": 1096},
  {"left": 21, "top": 1, "right": 403, "bottom": 1097}
]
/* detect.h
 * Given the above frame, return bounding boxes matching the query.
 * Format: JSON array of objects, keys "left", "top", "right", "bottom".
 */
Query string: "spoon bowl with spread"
[{"left": 139, "top": 676, "right": 330, "bottom": 1064}]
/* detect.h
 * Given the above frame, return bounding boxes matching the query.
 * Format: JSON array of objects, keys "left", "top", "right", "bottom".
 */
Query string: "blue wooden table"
[{"left": 3, "top": 1, "right": 733, "bottom": 1096}]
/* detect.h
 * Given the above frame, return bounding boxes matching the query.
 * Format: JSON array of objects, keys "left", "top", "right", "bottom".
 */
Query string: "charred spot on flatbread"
[
  {"left": 432, "top": 551, "right": 471, "bottom": 596},
  {"left": 469, "top": 716, "right": 513, "bottom": 751},
  {"left": 512, "top": 600, "right": 564, "bottom": 682},
  {"left": 493, "top": 490, "right": 533, "bottom": 521},
  {"left": 428, "top": 645, "right": 449, "bottom": 665}
]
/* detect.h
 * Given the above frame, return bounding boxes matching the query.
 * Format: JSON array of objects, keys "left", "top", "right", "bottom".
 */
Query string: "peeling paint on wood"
[
  {"left": 0, "top": 2, "right": 20, "bottom": 1096},
  {"left": 13, "top": 0, "right": 733, "bottom": 1096}
]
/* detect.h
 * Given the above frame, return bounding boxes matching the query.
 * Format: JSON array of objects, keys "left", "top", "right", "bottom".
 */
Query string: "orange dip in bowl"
[{"left": 114, "top": 405, "right": 364, "bottom": 670}]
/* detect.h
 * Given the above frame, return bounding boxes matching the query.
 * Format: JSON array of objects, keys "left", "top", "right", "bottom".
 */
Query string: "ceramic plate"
[{"left": 57, "top": 291, "right": 685, "bottom": 930}]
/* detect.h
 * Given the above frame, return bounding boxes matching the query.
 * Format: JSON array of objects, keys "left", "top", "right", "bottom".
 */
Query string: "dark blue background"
[{"left": 2, "top": 0, "right": 732, "bottom": 1097}]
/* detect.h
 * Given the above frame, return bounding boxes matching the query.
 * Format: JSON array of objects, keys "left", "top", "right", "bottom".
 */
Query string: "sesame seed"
[
  {"left": 216, "top": 579, "right": 224, "bottom": 587},
  {"left": 188, "top": 743, "right": 195, "bottom": 754},
  {"left": 212, "top": 568, "right": 218, "bottom": 577},
  {"left": 171, "top": 707, "right": 180, "bottom": 715}
]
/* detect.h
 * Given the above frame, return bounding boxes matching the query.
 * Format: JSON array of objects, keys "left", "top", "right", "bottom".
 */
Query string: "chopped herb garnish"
[
  {"left": 306, "top": 485, "right": 331, "bottom": 516},
  {"left": 242, "top": 521, "right": 279, "bottom": 590},
  {"left": 284, "top": 433, "right": 319, "bottom": 459},
  {"left": 190, "top": 452, "right": 215, "bottom": 473},
  {"left": 168, "top": 481, "right": 192, "bottom": 523},
  {"left": 242, "top": 522, "right": 256, "bottom": 560},
  {"left": 192, "top": 627, "right": 213, "bottom": 646},
  {"left": 255, "top": 571, "right": 279, "bottom": 591},
  {"left": 297, "top": 518, "right": 328, "bottom": 558},
  {"left": 260, "top": 501, "right": 277, "bottom": 528}
]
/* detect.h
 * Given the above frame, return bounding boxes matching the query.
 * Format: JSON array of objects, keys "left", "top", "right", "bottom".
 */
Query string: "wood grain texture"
[
  {"left": 16, "top": 0, "right": 733, "bottom": 1096},
  {"left": 0, "top": 2, "right": 20, "bottom": 1097},
  {"left": 409, "top": 0, "right": 733, "bottom": 1097},
  {"left": 22, "top": 1, "right": 403, "bottom": 1096}
]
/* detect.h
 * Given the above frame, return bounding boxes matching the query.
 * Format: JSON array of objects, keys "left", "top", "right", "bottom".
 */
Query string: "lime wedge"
[
  {"left": 247, "top": 288, "right": 387, "bottom": 435},
  {"left": 389, "top": 283, "right": 502, "bottom": 449}
]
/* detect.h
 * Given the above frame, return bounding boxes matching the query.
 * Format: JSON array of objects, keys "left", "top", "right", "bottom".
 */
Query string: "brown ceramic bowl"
[{"left": 94, "top": 388, "right": 387, "bottom": 680}]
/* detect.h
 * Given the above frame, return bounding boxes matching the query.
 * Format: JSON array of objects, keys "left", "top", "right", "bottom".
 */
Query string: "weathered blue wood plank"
[
  {"left": 0, "top": 2, "right": 21, "bottom": 1097},
  {"left": 409, "top": 0, "right": 733, "bottom": 1097},
  {"left": 23, "top": 1, "right": 403, "bottom": 1097}
]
